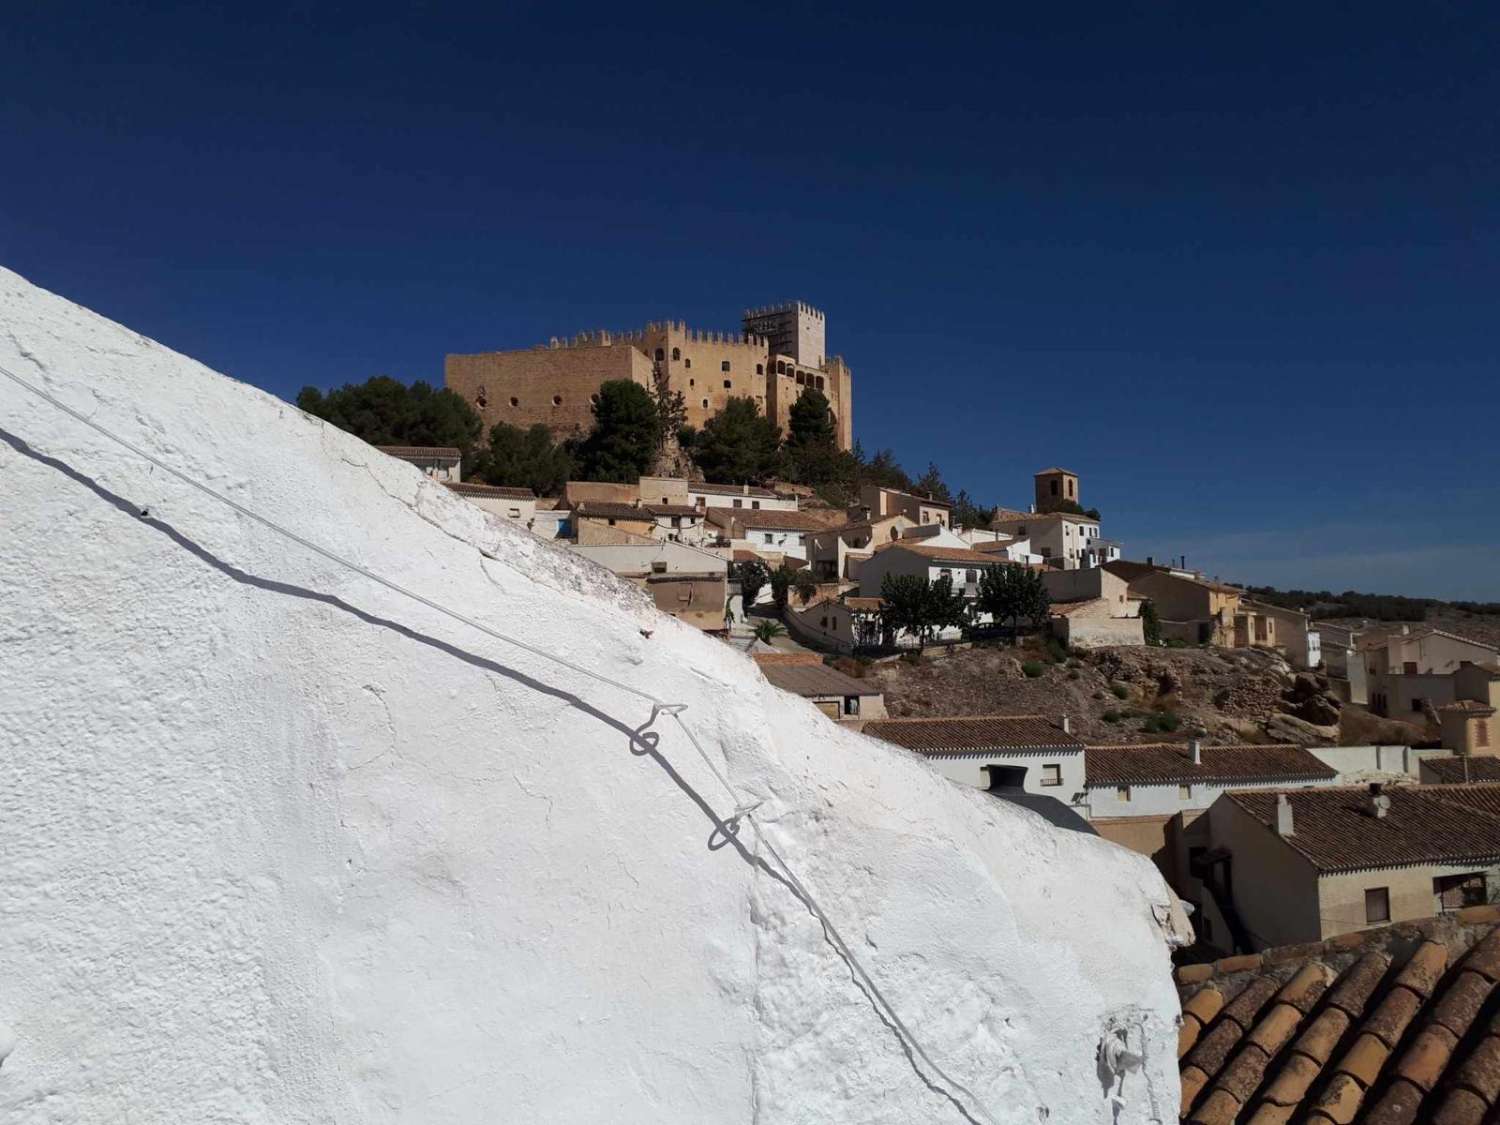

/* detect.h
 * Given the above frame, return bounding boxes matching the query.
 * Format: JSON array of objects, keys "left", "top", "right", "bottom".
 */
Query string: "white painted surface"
[
  {"left": 923, "top": 751, "right": 1089, "bottom": 814},
  {"left": 0, "top": 267, "right": 1183, "bottom": 1124}
]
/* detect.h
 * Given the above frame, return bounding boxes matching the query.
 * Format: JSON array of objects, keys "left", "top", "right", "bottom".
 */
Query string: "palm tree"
[{"left": 753, "top": 620, "right": 786, "bottom": 643}]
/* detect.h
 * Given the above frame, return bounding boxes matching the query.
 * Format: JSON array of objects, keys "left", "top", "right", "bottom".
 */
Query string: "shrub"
[
  {"left": 1164, "top": 637, "right": 1188, "bottom": 649},
  {"left": 1110, "top": 683, "right": 1131, "bottom": 700},
  {"left": 1102, "top": 709, "right": 1122, "bottom": 723},
  {"left": 1021, "top": 660, "right": 1045, "bottom": 678},
  {"left": 1067, "top": 669, "right": 1081, "bottom": 680},
  {"left": 1044, "top": 637, "right": 1068, "bottom": 664},
  {"left": 1141, "top": 711, "right": 1182, "bottom": 734}
]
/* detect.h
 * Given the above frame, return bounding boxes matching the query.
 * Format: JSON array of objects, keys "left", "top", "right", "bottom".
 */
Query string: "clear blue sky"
[{"left": 4, "top": 3, "right": 1497, "bottom": 599}]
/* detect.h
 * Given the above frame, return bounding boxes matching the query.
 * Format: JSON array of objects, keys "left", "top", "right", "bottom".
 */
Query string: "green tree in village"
[
  {"left": 297, "top": 376, "right": 484, "bottom": 465},
  {"left": 976, "top": 563, "right": 1051, "bottom": 643},
  {"left": 573, "top": 380, "right": 660, "bottom": 482},
  {"left": 768, "top": 562, "right": 797, "bottom": 616},
  {"left": 782, "top": 387, "right": 842, "bottom": 485},
  {"left": 950, "top": 488, "right": 995, "bottom": 531},
  {"left": 730, "top": 558, "right": 769, "bottom": 607},
  {"left": 481, "top": 422, "right": 573, "bottom": 495},
  {"left": 1140, "top": 599, "right": 1163, "bottom": 646},
  {"left": 912, "top": 462, "right": 952, "bottom": 502},
  {"left": 753, "top": 620, "right": 786, "bottom": 643},
  {"left": 691, "top": 396, "right": 783, "bottom": 483},
  {"left": 879, "top": 572, "right": 967, "bottom": 647}
]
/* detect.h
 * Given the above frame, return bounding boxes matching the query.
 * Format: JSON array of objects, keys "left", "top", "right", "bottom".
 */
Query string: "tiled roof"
[
  {"left": 1390, "top": 627, "right": 1498, "bottom": 654},
  {"left": 1440, "top": 700, "right": 1497, "bottom": 714},
  {"left": 706, "top": 508, "right": 833, "bottom": 531},
  {"left": 375, "top": 445, "right": 462, "bottom": 459},
  {"left": 1049, "top": 597, "right": 1105, "bottom": 618},
  {"left": 444, "top": 482, "right": 535, "bottom": 499},
  {"left": 873, "top": 542, "right": 1011, "bottom": 566},
  {"left": 843, "top": 596, "right": 885, "bottom": 611},
  {"left": 686, "top": 481, "right": 778, "bottom": 499},
  {"left": 862, "top": 715, "right": 1082, "bottom": 754},
  {"left": 1227, "top": 784, "right": 1500, "bottom": 874},
  {"left": 1034, "top": 466, "right": 1076, "bottom": 476},
  {"left": 572, "top": 501, "right": 657, "bottom": 520},
  {"left": 759, "top": 662, "right": 882, "bottom": 699},
  {"left": 1084, "top": 743, "right": 1335, "bottom": 786},
  {"left": 1176, "top": 909, "right": 1500, "bottom": 1124},
  {"left": 991, "top": 508, "right": 1099, "bottom": 525},
  {"left": 1424, "top": 758, "right": 1500, "bottom": 784},
  {"left": 647, "top": 504, "right": 705, "bottom": 517}
]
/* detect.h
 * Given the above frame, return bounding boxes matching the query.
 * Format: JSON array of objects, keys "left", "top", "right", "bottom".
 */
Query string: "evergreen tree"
[
  {"left": 481, "top": 422, "right": 573, "bottom": 495},
  {"left": 575, "top": 380, "right": 660, "bottom": 482},
  {"left": 297, "top": 376, "right": 483, "bottom": 464},
  {"left": 976, "top": 563, "right": 1048, "bottom": 643},
  {"left": 783, "top": 387, "right": 841, "bottom": 485},
  {"left": 730, "top": 558, "right": 769, "bottom": 606},
  {"left": 913, "top": 461, "right": 952, "bottom": 502},
  {"left": 692, "top": 397, "right": 783, "bottom": 483}
]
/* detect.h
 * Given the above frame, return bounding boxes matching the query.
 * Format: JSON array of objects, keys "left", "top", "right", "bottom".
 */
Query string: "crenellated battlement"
[
  {"left": 542, "top": 323, "right": 768, "bottom": 349},
  {"left": 743, "top": 300, "right": 825, "bottom": 321}
]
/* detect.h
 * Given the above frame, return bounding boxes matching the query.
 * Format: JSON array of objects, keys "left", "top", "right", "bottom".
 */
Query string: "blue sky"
[{"left": 3, "top": 3, "right": 1497, "bottom": 598}]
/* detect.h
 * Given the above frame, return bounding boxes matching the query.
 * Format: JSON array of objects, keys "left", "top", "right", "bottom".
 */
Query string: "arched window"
[
  {"left": 654, "top": 348, "right": 665, "bottom": 361},
  {"left": 721, "top": 360, "right": 731, "bottom": 372},
  {"left": 701, "top": 398, "right": 708, "bottom": 408},
  {"left": 552, "top": 394, "right": 562, "bottom": 406},
  {"left": 776, "top": 361, "right": 785, "bottom": 374},
  {"left": 689, "top": 378, "right": 694, "bottom": 387},
  {"left": 756, "top": 363, "right": 764, "bottom": 375},
  {"left": 684, "top": 358, "right": 691, "bottom": 369},
  {"left": 590, "top": 393, "right": 600, "bottom": 405},
  {"left": 671, "top": 347, "right": 681, "bottom": 360},
  {"left": 509, "top": 396, "right": 519, "bottom": 407},
  {"left": 815, "top": 375, "right": 825, "bottom": 390}
]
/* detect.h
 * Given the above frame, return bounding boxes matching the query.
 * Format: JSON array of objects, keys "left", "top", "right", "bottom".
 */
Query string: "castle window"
[
  {"left": 552, "top": 394, "right": 562, "bottom": 406},
  {"left": 476, "top": 386, "right": 487, "bottom": 407},
  {"left": 1068, "top": 480, "right": 1075, "bottom": 497},
  {"left": 590, "top": 393, "right": 599, "bottom": 404},
  {"left": 721, "top": 360, "right": 731, "bottom": 372},
  {"left": 684, "top": 358, "right": 691, "bottom": 369},
  {"left": 509, "top": 396, "right": 519, "bottom": 407},
  {"left": 795, "top": 372, "right": 804, "bottom": 385},
  {"left": 701, "top": 398, "right": 708, "bottom": 408},
  {"left": 815, "top": 375, "right": 825, "bottom": 390},
  {"left": 723, "top": 380, "right": 732, "bottom": 389},
  {"left": 671, "top": 347, "right": 680, "bottom": 360},
  {"left": 689, "top": 379, "right": 694, "bottom": 387},
  {"left": 756, "top": 363, "right": 764, "bottom": 375},
  {"left": 776, "top": 361, "right": 786, "bottom": 374},
  {"left": 655, "top": 348, "right": 665, "bottom": 361},
  {"left": 1050, "top": 480, "right": 1059, "bottom": 496}
]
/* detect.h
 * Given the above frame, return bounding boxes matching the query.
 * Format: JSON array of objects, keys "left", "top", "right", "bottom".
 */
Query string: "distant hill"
[{"left": 1240, "top": 584, "right": 1500, "bottom": 623}]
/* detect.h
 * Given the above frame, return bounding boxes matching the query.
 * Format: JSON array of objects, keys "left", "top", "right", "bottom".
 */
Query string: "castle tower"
[
  {"left": 1034, "top": 467, "right": 1079, "bottom": 513},
  {"left": 741, "top": 301, "right": 826, "bottom": 368}
]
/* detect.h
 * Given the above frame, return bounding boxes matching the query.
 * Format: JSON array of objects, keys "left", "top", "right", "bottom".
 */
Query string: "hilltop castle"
[{"left": 445, "top": 301, "right": 854, "bottom": 450}]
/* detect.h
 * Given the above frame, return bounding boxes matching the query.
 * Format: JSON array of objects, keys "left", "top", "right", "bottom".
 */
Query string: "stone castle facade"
[{"left": 445, "top": 301, "right": 853, "bottom": 450}]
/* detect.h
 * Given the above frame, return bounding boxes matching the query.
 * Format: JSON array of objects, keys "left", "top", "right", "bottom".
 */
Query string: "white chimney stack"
[
  {"left": 1062, "top": 715, "right": 1071, "bottom": 735},
  {"left": 1276, "top": 794, "right": 1294, "bottom": 837},
  {"left": 1369, "top": 783, "right": 1391, "bottom": 819},
  {"left": 1190, "top": 739, "right": 1202, "bottom": 765}
]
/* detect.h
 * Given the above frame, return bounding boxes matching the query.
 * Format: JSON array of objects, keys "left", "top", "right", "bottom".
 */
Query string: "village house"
[
  {"left": 681, "top": 479, "right": 796, "bottom": 511},
  {"left": 786, "top": 594, "right": 885, "bottom": 652},
  {"left": 706, "top": 506, "right": 842, "bottom": 563},
  {"left": 1104, "top": 560, "right": 1246, "bottom": 646},
  {"left": 862, "top": 715, "right": 1088, "bottom": 817},
  {"left": 568, "top": 500, "right": 711, "bottom": 546},
  {"left": 805, "top": 514, "right": 915, "bottom": 583},
  {"left": 1083, "top": 741, "right": 1338, "bottom": 899},
  {"left": 990, "top": 509, "right": 1104, "bottom": 571},
  {"left": 1201, "top": 783, "right": 1500, "bottom": 951},
  {"left": 569, "top": 541, "right": 729, "bottom": 633},
  {"left": 971, "top": 536, "right": 1045, "bottom": 565},
  {"left": 855, "top": 484, "right": 951, "bottom": 528},
  {"left": 376, "top": 445, "right": 463, "bottom": 482},
  {"left": 1315, "top": 619, "right": 1368, "bottom": 701},
  {"left": 750, "top": 652, "right": 885, "bottom": 722},
  {"left": 443, "top": 482, "right": 537, "bottom": 526},
  {"left": 1241, "top": 597, "right": 1322, "bottom": 669},
  {"left": 1438, "top": 699, "right": 1498, "bottom": 757},
  {"left": 1040, "top": 566, "right": 1144, "bottom": 648},
  {"left": 1363, "top": 626, "right": 1500, "bottom": 718},
  {"left": 855, "top": 540, "right": 1003, "bottom": 601}
]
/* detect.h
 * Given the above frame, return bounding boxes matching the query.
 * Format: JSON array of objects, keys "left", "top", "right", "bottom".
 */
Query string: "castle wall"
[
  {"left": 445, "top": 343, "right": 653, "bottom": 442},
  {"left": 446, "top": 307, "right": 851, "bottom": 450}
]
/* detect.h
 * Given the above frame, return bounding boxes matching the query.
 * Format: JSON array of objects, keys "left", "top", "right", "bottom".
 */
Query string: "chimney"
[
  {"left": 1369, "top": 782, "right": 1391, "bottom": 819},
  {"left": 1189, "top": 738, "right": 1202, "bottom": 765},
  {"left": 1400, "top": 624, "right": 1410, "bottom": 636},
  {"left": 1276, "top": 794, "right": 1294, "bottom": 837},
  {"left": 1061, "top": 715, "right": 1071, "bottom": 735},
  {"left": 742, "top": 483, "right": 749, "bottom": 495}
]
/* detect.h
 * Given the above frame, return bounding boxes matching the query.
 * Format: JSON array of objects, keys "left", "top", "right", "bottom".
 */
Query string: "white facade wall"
[
  {"left": 570, "top": 541, "right": 728, "bottom": 577},
  {"left": 922, "top": 750, "right": 1088, "bottom": 814},
  {"left": 1086, "top": 775, "right": 1340, "bottom": 821},
  {"left": 686, "top": 487, "right": 798, "bottom": 512}
]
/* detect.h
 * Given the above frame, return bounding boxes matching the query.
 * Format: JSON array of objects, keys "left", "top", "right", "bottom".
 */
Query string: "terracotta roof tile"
[
  {"left": 1424, "top": 757, "right": 1500, "bottom": 784},
  {"left": 1085, "top": 743, "right": 1335, "bottom": 786},
  {"left": 444, "top": 482, "right": 536, "bottom": 499},
  {"left": 375, "top": 444, "right": 461, "bottom": 459},
  {"left": 1227, "top": 784, "right": 1500, "bottom": 873},
  {"left": 1177, "top": 921, "right": 1500, "bottom": 1123}
]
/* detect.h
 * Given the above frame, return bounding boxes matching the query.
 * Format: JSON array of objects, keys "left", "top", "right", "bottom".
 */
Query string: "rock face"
[{"left": 0, "top": 268, "right": 1184, "bottom": 1124}]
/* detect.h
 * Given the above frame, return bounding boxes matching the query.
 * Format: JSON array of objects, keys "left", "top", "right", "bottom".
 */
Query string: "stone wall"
[{"left": 446, "top": 342, "right": 653, "bottom": 442}]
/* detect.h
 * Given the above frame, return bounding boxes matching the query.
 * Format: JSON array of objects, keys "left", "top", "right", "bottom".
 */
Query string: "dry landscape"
[{"left": 846, "top": 640, "right": 1435, "bottom": 748}]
